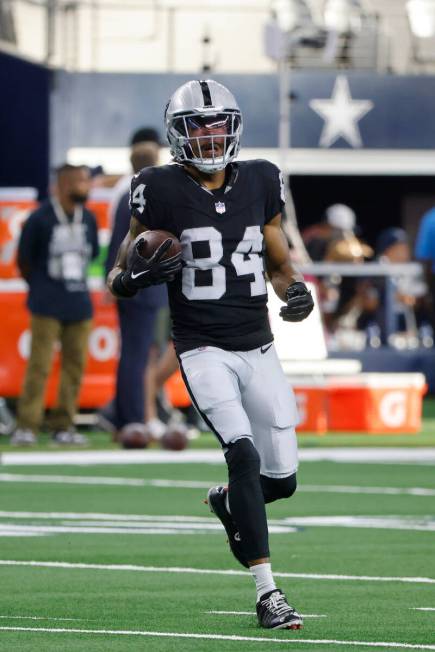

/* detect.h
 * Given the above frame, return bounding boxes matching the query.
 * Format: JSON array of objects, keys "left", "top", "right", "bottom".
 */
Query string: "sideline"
[{"left": 1, "top": 448, "right": 435, "bottom": 466}]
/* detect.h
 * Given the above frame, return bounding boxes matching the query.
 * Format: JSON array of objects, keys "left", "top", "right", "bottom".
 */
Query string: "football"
[
  {"left": 160, "top": 423, "right": 189, "bottom": 451},
  {"left": 133, "top": 230, "right": 181, "bottom": 260},
  {"left": 119, "top": 422, "right": 152, "bottom": 449}
]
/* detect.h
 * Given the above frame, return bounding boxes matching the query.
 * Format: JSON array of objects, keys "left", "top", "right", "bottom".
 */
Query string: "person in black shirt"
[
  {"left": 12, "top": 164, "right": 99, "bottom": 446},
  {"left": 107, "top": 80, "right": 313, "bottom": 630}
]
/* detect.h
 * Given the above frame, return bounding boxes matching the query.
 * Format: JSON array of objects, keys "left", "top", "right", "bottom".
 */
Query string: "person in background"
[
  {"left": 414, "top": 206, "right": 435, "bottom": 330},
  {"left": 11, "top": 164, "right": 99, "bottom": 446},
  {"left": 108, "top": 128, "right": 161, "bottom": 229},
  {"left": 364, "top": 227, "right": 428, "bottom": 346},
  {"left": 307, "top": 206, "right": 374, "bottom": 340},
  {"left": 322, "top": 233, "right": 375, "bottom": 338},
  {"left": 144, "top": 310, "right": 177, "bottom": 438},
  {"left": 98, "top": 128, "right": 168, "bottom": 438},
  {"left": 303, "top": 203, "right": 357, "bottom": 261}
]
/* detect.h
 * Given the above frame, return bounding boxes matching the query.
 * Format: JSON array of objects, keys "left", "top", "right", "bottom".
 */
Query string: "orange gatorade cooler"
[
  {"left": 293, "top": 379, "right": 328, "bottom": 434},
  {"left": 327, "top": 373, "right": 426, "bottom": 433},
  {"left": 164, "top": 370, "right": 192, "bottom": 408}
]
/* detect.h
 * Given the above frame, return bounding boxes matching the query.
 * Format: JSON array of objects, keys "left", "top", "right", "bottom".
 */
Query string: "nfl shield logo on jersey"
[{"left": 215, "top": 201, "right": 226, "bottom": 214}]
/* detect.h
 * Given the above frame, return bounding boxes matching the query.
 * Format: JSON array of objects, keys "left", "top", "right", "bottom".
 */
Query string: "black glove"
[
  {"left": 280, "top": 281, "right": 314, "bottom": 322},
  {"left": 121, "top": 238, "right": 182, "bottom": 292}
]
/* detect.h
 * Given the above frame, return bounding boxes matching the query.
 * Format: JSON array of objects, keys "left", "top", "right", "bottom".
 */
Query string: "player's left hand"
[{"left": 280, "top": 281, "right": 314, "bottom": 322}]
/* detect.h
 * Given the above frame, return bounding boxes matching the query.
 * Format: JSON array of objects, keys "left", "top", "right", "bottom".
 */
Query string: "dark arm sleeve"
[
  {"left": 17, "top": 213, "right": 39, "bottom": 280},
  {"left": 90, "top": 214, "right": 100, "bottom": 261},
  {"left": 263, "top": 161, "right": 285, "bottom": 223}
]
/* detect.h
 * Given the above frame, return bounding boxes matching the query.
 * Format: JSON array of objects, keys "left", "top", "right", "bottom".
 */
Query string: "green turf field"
[
  {"left": 0, "top": 449, "right": 434, "bottom": 651},
  {"left": 2, "top": 398, "right": 435, "bottom": 453}
]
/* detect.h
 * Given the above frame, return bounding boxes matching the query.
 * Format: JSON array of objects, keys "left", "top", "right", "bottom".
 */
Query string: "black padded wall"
[{"left": 0, "top": 51, "right": 51, "bottom": 199}]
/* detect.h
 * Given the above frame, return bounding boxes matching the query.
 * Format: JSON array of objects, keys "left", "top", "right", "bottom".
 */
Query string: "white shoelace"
[{"left": 262, "top": 592, "right": 293, "bottom": 616}]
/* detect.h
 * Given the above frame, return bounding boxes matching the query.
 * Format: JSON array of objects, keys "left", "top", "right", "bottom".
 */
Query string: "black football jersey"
[{"left": 130, "top": 160, "right": 285, "bottom": 354}]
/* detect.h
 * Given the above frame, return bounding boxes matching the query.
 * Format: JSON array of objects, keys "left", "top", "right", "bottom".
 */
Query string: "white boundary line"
[
  {"left": 1, "top": 560, "right": 434, "bottom": 584},
  {"left": 0, "top": 626, "right": 434, "bottom": 649},
  {"left": 410, "top": 608, "right": 435, "bottom": 612},
  {"left": 1, "top": 474, "right": 434, "bottom": 497},
  {"left": 2, "top": 448, "right": 435, "bottom": 466}
]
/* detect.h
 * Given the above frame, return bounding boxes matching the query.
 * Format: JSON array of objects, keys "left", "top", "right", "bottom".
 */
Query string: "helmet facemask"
[{"left": 166, "top": 109, "right": 243, "bottom": 173}]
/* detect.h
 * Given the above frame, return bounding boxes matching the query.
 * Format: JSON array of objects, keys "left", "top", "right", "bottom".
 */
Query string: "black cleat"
[
  {"left": 207, "top": 486, "right": 248, "bottom": 568},
  {"left": 256, "top": 589, "right": 303, "bottom": 630}
]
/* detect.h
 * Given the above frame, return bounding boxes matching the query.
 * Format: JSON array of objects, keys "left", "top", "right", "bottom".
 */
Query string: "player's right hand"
[{"left": 122, "top": 239, "right": 182, "bottom": 291}]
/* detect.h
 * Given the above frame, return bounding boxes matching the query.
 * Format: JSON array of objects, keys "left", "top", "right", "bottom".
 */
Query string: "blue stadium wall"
[
  {"left": 50, "top": 72, "right": 279, "bottom": 164},
  {"left": 3, "top": 58, "right": 435, "bottom": 194},
  {"left": 50, "top": 70, "right": 435, "bottom": 164},
  {"left": 0, "top": 51, "right": 51, "bottom": 198}
]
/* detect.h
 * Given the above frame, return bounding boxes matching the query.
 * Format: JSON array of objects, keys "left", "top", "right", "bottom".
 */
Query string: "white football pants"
[{"left": 179, "top": 343, "right": 299, "bottom": 478}]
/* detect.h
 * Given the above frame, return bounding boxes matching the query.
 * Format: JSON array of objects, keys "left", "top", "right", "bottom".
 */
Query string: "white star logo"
[{"left": 309, "top": 76, "right": 374, "bottom": 148}]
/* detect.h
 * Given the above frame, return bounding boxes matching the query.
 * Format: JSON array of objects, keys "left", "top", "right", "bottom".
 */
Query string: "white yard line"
[
  {"left": 0, "top": 531, "right": 45, "bottom": 537},
  {"left": 0, "top": 616, "right": 88, "bottom": 621},
  {"left": 301, "top": 485, "right": 435, "bottom": 497},
  {"left": 207, "top": 610, "right": 326, "bottom": 618},
  {"left": 0, "top": 626, "right": 434, "bottom": 650},
  {"left": 2, "top": 448, "right": 435, "bottom": 466},
  {"left": 1, "top": 560, "right": 434, "bottom": 584},
  {"left": 278, "top": 516, "right": 435, "bottom": 532},
  {"left": 299, "top": 449, "right": 435, "bottom": 464},
  {"left": 410, "top": 608, "right": 435, "bottom": 612},
  {"left": 0, "top": 524, "right": 222, "bottom": 536},
  {"left": 0, "top": 511, "right": 217, "bottom": 521},
  {"left": 0, "top": 450, "right": 225, "bottom": 466},
  {"left": 0, "top": 511, "right": 435, "bottom": 534},
  {"left": 1, "top": 510, "right": 434, "bottom": 532},
  {"left": 0, "top": 512, "right": 296, "bottom": 536},
  {"left": 1, "top": 474, "right": 434, "bottom": 497},
  {"left": 207, "top": 610, "right": 256, "bottom": 615},
  {"left": 0, "top": 511, "right": 433, "bottom": 533},
  {"left": 0, "top": 474, "right": 214, "bottom": 488}
]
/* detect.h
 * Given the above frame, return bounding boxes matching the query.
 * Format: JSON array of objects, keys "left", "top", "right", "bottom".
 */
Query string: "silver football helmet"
[{"left": 165, "top": 79, "right": 243, "bottom": 173}]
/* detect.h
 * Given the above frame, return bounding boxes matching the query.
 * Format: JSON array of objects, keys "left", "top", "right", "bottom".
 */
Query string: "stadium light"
[
  {"left": 323, "top": 0, "right": 363, "bottom": 34},
  {"left": 407, "top": 0, "right": 435, "bottom": 38},
  {"left": 270, "top": 0, "right": 314, "bottom": 33}
]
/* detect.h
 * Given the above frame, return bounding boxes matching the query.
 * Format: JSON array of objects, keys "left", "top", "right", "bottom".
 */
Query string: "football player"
[{"left": 107, "top": 80, "right": 314, "bottom": 630}]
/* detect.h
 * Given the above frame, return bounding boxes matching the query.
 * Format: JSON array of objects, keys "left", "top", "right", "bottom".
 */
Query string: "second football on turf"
[
  {"left": 119, "top": 422, "right": 152, "bottom": 449},
  {"left": 160, "top": 424, "right": 189, "bottom": 451}
]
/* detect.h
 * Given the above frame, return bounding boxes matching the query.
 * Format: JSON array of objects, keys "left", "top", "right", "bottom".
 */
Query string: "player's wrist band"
[{"left": 112, "top": 272, "right": 137, "bottom": 297}]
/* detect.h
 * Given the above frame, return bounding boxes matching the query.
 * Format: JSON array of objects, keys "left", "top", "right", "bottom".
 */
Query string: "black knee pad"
[
  {"left": 224, "top": 437, "right": 260, "bottom": 481},
  {"left": 260, "top": 473, "right": 297, "bottom": 503}
]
